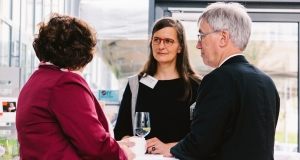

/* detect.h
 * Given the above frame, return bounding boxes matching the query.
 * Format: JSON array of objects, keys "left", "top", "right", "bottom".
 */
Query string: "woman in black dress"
[{"left": 114, "top": 17, "right": 201, "bottom": 154}]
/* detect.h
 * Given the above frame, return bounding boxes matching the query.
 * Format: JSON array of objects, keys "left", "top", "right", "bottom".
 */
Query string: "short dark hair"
[{"left": 33, "top": 13, "right": 97, "bottom": 70}]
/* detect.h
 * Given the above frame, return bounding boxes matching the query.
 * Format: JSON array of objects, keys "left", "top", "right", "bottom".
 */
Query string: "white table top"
[
  {"left": 135, "top": 154, "right": 178, "bottom": 160},
  {"left": 274, "top": 151, "right": 300, "bottom": 160},
  {"left": 274, "top": 142, "right": 297, "bottom": 152},
  {"left": 134, "top": 151, "right": 300, "bottom": 160}
]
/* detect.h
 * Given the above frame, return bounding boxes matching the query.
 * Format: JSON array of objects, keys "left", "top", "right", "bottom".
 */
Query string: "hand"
[
  {"left": 117, "top": 138, "right": 135, "bottom": 147},
  {"left": 119, "top": 144, "right": 136, "bottom": 160},
  {"left": 146, "top": 137, "right": 177, "bottom": 154},
  {"left": 163, "top": 153, "right": 174, "bottom": 157}
]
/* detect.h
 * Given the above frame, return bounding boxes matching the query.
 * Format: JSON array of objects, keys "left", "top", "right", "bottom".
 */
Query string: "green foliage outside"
[
  {"left": 0, "top": 138, "right": 19, "bottom": 160},
  {"left": 275, "top": 131, "right": 297, "bottom": 144}
]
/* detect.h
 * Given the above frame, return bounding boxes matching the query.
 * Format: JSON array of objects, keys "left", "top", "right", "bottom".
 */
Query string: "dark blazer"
[{"left": 171, "top": 55, "right": 280, "bottom": 160}]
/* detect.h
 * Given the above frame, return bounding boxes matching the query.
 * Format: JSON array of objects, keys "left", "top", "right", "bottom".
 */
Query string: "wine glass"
[{"left": 134, "top": 112, "right": 151, "bottom": 137}]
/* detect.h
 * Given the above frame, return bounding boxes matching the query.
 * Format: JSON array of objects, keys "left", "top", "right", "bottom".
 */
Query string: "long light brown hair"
[{"left": 139, "top": 17, "right": 201, "bottom": 102}]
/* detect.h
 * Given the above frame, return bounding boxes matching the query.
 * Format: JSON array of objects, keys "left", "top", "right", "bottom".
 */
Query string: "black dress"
[{"left": 114, "top": 78, "right": 199, "bottom": 143}]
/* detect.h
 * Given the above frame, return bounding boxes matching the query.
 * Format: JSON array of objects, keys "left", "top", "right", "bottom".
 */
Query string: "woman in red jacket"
[{"left": 16, "top": 13, "right": 135, "bottom": 160}]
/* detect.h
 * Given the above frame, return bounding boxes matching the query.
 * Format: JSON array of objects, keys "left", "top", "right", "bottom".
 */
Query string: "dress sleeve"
[
  {"left": 49, "top": 74, "right": 127, "bottom": 160},
  {"left": 114, "top": 83, "right": 134, "bottom": 140},
  {"left": 171, "top": 73, "right": 232, "bottom": 159}
]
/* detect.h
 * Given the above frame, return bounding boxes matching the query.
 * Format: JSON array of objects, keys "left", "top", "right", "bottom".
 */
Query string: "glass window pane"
[
  {"left": 64, "top": 0, "right": 70, "bottom": 15},
  {"left": 0, "top": 21, "right": 11, "bottom": 67},
  {"left": 12, "top": 0, "right": 20, "bottom": 27},
  {"left": 52, "top": 0, "right": 58, "bottom": 13},
  {"left": 59, "top": 0, "right": 65, "bottom": 13},
  {"left": 11, "top": 41, "right": 19, "bottom": 67},
  {"left": 247, "top": 22, "right": 298, "bottom": 147},
  {"left": 20, "top": 0, "right": 26, "bottom": 31},
  {"left": 0, "top": 0, "right": 11, "bottom": 19},
  {"left": 246, "top": 23, "right": 297, "bottom": 73},
  {"left": 25, "top": 48, "right": 32, "bottom": 81},
  {"left": 44, "top": 0, "right": 51, "bottom": 17},
  {"left": 20, "top": 44, "right": 26, "bottom": 86},
  {"left": 25, "top": 0, "right": 34, "bottom": 35},
  {"left": 34, "top": 0, "right": 42, "bottom": 35}
]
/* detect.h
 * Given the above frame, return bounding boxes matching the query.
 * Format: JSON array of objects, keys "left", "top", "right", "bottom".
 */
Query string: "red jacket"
[{"left": 16, "top": 65, "right": 127, "bottom": 160}]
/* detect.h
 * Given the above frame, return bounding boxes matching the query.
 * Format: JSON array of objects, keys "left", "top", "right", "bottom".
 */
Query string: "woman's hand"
[
  {"left": 119, "top": 144, "right": 136, "bottom": 160},
  {"left": 117, "top": 137, "right": 135, "bottom": 147},
  {"left": 146, "top": 137, "right": 177, "bottom": 154}
]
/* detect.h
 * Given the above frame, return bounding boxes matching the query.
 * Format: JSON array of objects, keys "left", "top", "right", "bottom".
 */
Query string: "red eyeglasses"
[{"left": 151, "top": 37, "right": 175, "bottom": 47}]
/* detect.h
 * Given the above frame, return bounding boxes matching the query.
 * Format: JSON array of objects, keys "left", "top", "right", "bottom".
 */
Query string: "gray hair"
[{"left": 198, "top": 2, "right": 252, "bottom": 51}]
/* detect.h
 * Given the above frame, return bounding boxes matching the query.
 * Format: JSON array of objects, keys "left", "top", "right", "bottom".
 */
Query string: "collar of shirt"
[
  {"left": 218, "top": 53, "right": 243, "bottom": 67},
  {"left": 39, "top": 61, "right": 83, "bottom": 77}
]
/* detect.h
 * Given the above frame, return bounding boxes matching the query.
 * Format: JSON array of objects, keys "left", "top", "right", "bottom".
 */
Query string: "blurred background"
[{"left": 0, "top": 0, "right": 300, "bottom": 158}]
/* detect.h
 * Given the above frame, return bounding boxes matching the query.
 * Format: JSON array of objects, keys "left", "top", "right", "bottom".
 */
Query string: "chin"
[{"left": 203, "top": 62, "right": 213, "bottom": 68}]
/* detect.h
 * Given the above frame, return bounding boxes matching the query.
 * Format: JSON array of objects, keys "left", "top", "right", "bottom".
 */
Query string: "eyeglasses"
[
  {"left": 197, "top": 30, "right": 220, "bottom": 42},
  {"left": 151, "top": 37, "right": 175, "bottom": 47}
]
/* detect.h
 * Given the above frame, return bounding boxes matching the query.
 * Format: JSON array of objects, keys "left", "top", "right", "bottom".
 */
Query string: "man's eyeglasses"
[
  {"left": 197, "top": 30, "right": 220, "bottom": 42},
  {"left": 151, "top": 37, "right": 175, "bottom": 47}
]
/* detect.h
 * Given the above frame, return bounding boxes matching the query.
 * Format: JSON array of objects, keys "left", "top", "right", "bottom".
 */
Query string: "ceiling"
[{"left": 79, "top": 0, "right": 149, "bottom": 78}]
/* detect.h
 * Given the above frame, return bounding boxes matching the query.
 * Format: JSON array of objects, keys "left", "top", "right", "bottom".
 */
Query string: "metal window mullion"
[
  {"left": 33, "top": 0, "right": 36, "bottom": 35},
  {"left": 18, "top": 0, "right": 22, "bottom": 68},
  {"left": 41, "top": 0, "right": 44, "bottom": 19},
  {"left": 9, "top": 0, "right": 13, "bottom": 67},
  {"left": 297, "top": 21, "right": 300, "bottom": 153}
]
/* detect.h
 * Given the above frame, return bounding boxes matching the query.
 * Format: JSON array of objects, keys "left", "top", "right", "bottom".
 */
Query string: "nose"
[
  {"left": 196, "top": 41, "right": 202, "bottom": 49},
  {"left": 158, "top": 40, "right": 165, "bottom": 49}
]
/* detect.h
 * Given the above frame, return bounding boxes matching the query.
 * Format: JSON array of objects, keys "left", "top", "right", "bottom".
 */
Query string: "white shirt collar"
[
  {"left": 40, "top": 61, "right": 83, "bottom": 77},
  {"left": 218, "top": 53, "right": 243, "bottom": 67},
  {"left": 60, "top": 68, "right": 83, "bottom": 77}
]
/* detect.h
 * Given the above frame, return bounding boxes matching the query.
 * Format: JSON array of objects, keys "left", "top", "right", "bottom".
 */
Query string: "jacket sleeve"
[
  {"left": 114, "top": 83, "right": 134, "bottom": 140},
  {"left": 50, "top": 73, "right": 128, "bottom": 160},
  {"left": 171, "top": 73, "right": 232, "bottom": 159}
]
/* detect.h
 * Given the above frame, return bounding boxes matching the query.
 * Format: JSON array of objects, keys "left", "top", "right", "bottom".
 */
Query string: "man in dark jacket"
[{"left": 164, "top": 2, "right": 280, "bottom": 160}]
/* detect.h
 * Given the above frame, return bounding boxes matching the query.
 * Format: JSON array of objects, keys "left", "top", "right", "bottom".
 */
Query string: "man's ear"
[{"left": 220, "top": 30, "right": 229, "bottom": 47}]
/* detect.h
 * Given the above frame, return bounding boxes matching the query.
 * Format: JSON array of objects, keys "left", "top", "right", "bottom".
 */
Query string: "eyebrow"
[{"left": 152, "top": 36, "right": 173, "bottom": 39}]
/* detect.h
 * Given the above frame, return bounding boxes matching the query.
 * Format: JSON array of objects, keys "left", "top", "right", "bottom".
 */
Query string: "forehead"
[
  {"left": 198, "top": 20, "right": 211, "bottom": 32},
  {"left": 153, "top": 27, "right": 177, "bottom": 37}
]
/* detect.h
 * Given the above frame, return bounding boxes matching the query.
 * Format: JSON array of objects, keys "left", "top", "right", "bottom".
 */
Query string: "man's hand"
[{"left": 163, "top": 153, "right": 174, "bottom": 157}]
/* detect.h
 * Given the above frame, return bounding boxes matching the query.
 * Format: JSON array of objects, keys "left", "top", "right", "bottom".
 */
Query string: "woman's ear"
[{"left": 178, "top": 47, "right": 182, "bottom": 53}]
